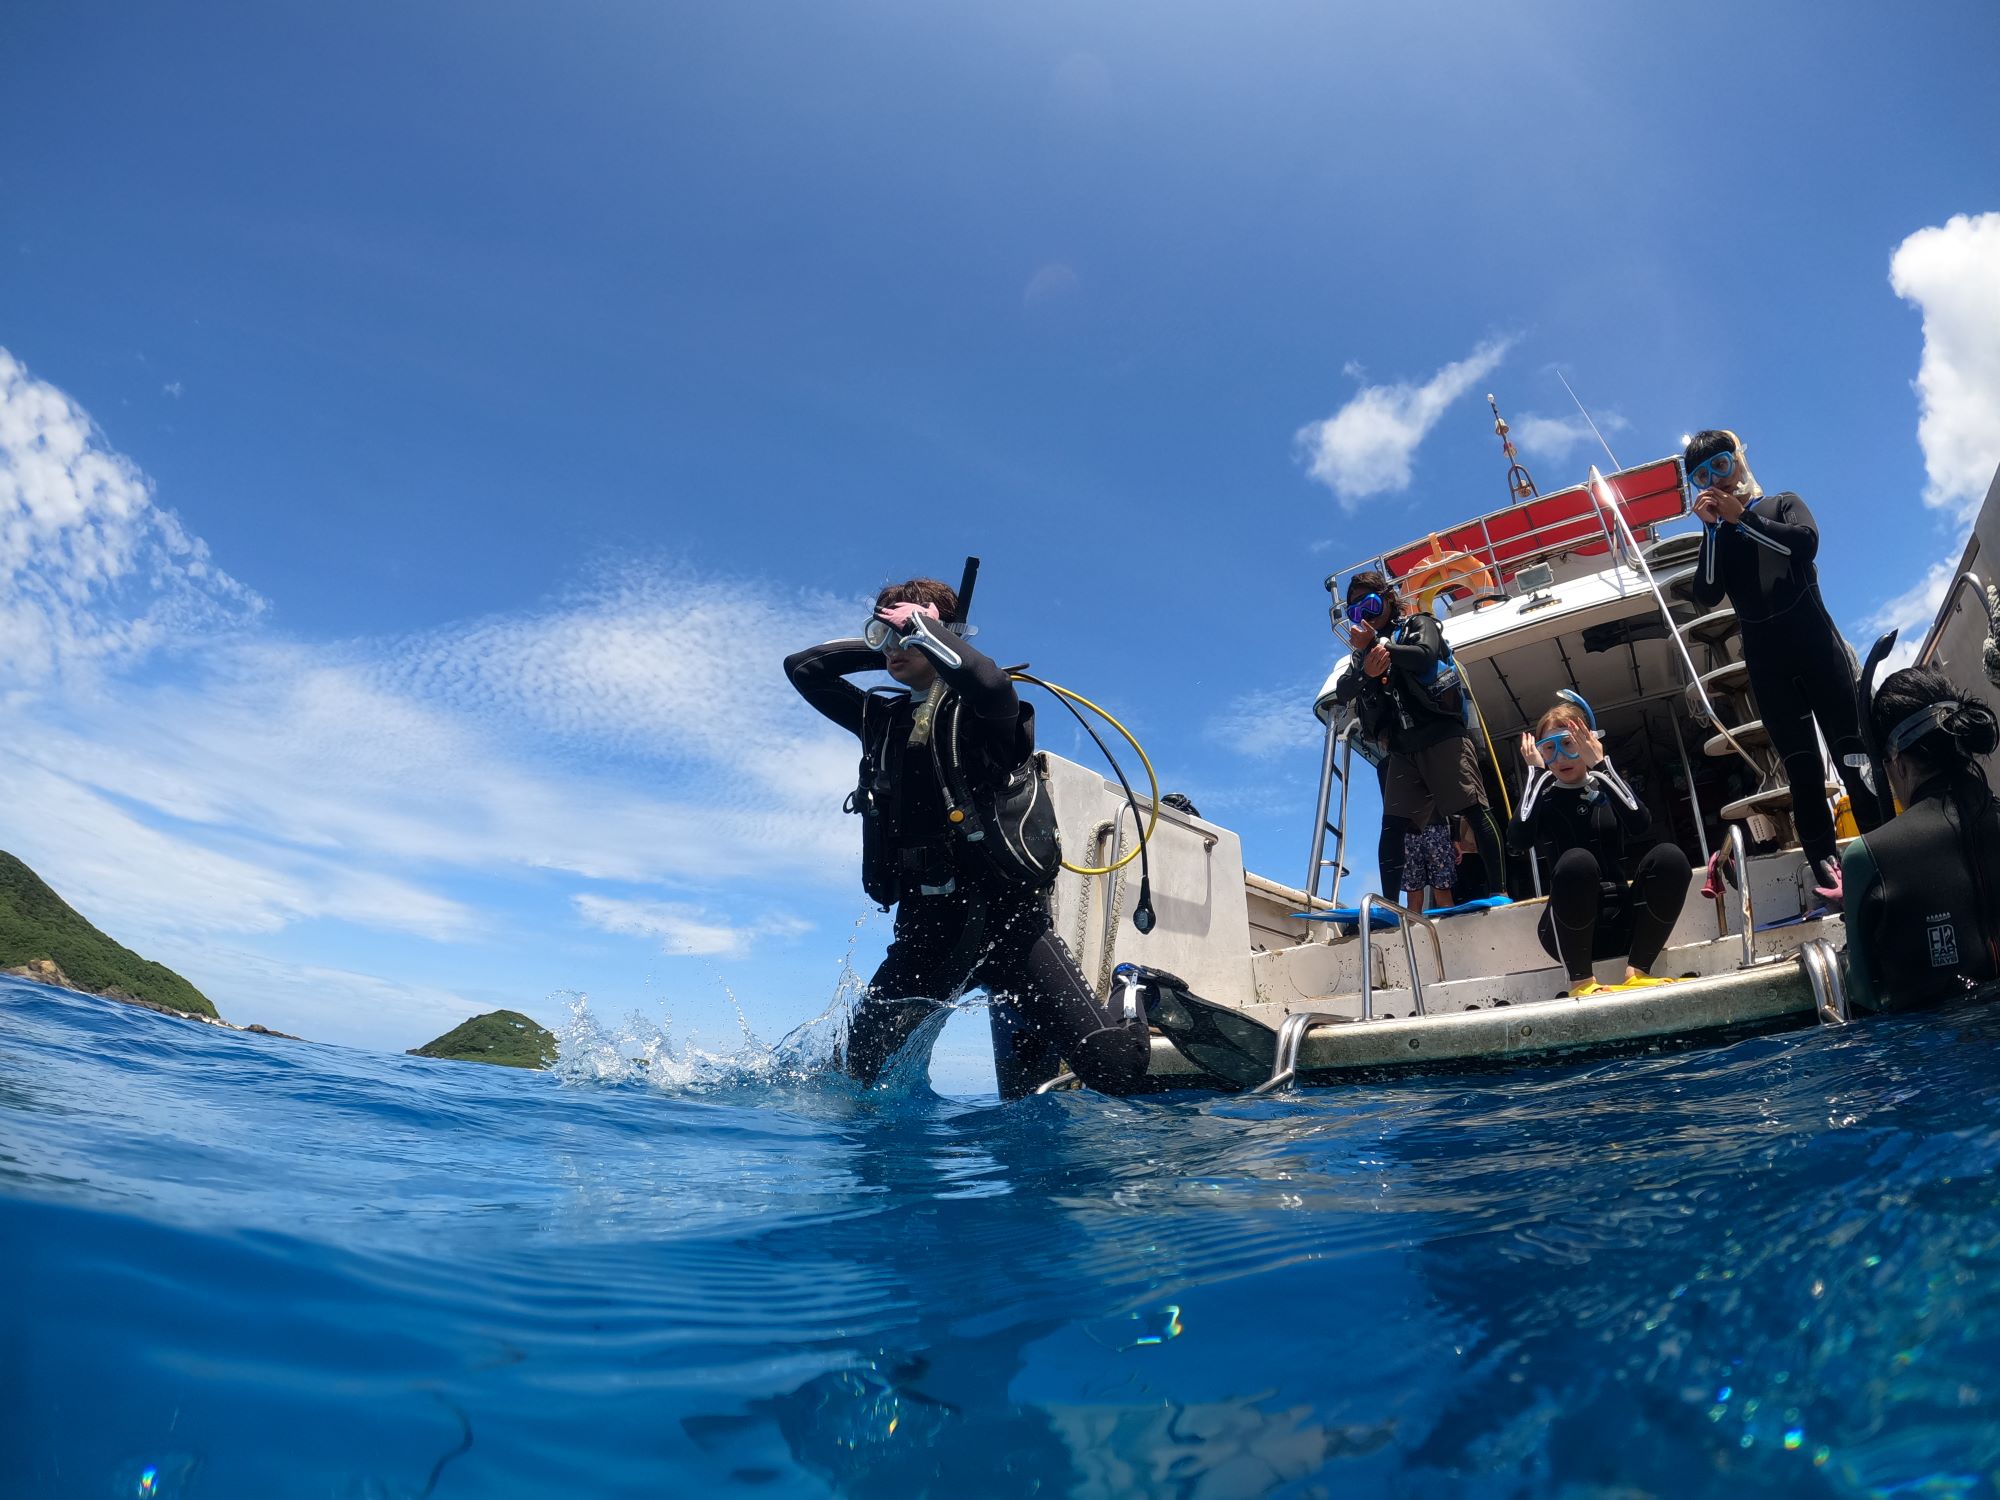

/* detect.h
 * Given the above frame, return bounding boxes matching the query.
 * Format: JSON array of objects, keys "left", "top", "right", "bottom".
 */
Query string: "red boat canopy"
[{"left": 1379, "top": 458, "right": 1687, "bottom": 604}]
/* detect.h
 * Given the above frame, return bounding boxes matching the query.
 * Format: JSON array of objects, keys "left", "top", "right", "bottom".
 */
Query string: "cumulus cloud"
[
  {"left": 1890, "top": 211, "right": 2000, "bottom": 520},
  {"left": 1861, "top": 214, "right": 2000, "bottom": 669},
  {"left": 0, "top": 349, "right": 261, "bottom": 690},
  {"left": 1295, "top": 338, "right": 1514, "bottom": 509},
  {"left": 573, "top": 894, "right": 812, "bottom": 958}
]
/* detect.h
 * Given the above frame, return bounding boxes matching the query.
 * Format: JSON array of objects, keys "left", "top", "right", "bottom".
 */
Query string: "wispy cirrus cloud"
[
  {"left": 0, "top": 345, "right": 872, "bottom": 1043},
  {"left": 1294, "top": 338, "right": 1514, "bottom": 509},
  {"left": 1506, "top": 409, "right": 1631, "bottom": 469},
  {"left": 1207, "top": 684, "right": 1324, "bottom": 760},
  {"left": 0, "top": 349, "right": 262, "bottom": 691},
  {"left": 573, "top": 894, "right": 811, "bottom": 958}
]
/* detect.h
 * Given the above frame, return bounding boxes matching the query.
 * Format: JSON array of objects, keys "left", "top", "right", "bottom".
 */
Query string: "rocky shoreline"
[{"left": 3, "top": 958, "right": 302, "bottom": 1041}]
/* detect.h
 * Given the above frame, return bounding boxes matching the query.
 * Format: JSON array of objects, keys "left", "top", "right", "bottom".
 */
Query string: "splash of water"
[{"left": 546, "top": 928, "right": 993, "bottom": 1104}]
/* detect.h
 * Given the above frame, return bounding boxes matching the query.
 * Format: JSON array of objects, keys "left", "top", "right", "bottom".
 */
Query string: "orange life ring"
[{"left": 1403, "top": 543, "right": 1499, "bottom": 614}]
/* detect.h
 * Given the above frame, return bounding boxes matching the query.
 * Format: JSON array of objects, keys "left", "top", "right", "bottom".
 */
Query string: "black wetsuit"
[
  {"left": 1690, "top": 491, "right": 1885, "bottom": 862},
  {"left": 1843, "top": 774, "right": 2000, "bottom": 1010},
  {"left": 1508, "top": 760, "right": 1691, "bottom": 981},
  {"left": 785, "top": 637, "right": 1150, "bottom": 1099},
  {"left": 1333, "top": 613, "right": 1507, "bottom": 900}
]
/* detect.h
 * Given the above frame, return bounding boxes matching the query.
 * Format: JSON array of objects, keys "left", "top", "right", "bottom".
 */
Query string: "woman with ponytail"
[{"left": 1841, "top": 667, "right": 2000, "bottom": 1009}]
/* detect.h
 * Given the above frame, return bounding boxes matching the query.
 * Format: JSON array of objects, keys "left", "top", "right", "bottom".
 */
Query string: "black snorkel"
[
  {"left": 955, "top": 555, "right": 980, "bottom": 629},
  {"left": 1854, "top": 628, "right": 1899, "bottom": 809}
]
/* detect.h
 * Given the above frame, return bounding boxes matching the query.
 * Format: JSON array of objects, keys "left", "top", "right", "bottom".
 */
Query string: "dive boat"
[{"left": 1030, "top": 443, "right": 2000, "bottom": 1093}]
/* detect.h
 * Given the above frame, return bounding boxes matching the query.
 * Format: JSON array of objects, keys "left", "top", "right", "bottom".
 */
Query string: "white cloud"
[
  {"left": 0, "top": 349, "right": 261, "bottom": 691},
  {"left": 574, "top": 893, "right": 812, "bottom": 958},
  {"left": 1295, "top": 338, "right": 1514, "bottom": 509},
  {"left": 1208, "top": 685, "right": 1324, "bottom": 760},
  {"left": 1860, "top": 214, "right": 2000, "bottom": 670},
  {"left": 1507, "top": 409, "right": 1632, "bottom": 468},
  {"left": 1890, "top": 211, "right": 2000, "bottom": 521},
  {"left": 1863, "top": 554, "right": 1960, "bottom": 675},
  {"left": 0, "top": 343, "right": 870, "bottom": 1033}
]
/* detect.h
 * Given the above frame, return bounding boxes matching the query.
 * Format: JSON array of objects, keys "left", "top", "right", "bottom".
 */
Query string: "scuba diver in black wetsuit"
[
  {"left": 1329, "top": 570, "right": 1507, "bottom": 904},
  {"left": 1841, "top": 666, "right": 2000, "bottom": 1010},
  {"left": 784, "top": 576, "right": 1151, "bottom": 1100},
  {"left": 1509, "top": 699, "right": 1691, "bottom": 998},
  {"left": 1685, "top": 429, "right": 1885, "bottom": 903}
]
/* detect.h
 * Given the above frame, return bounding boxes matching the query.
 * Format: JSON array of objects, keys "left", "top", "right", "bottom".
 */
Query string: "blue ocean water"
[{"left": 5, "top": 974, "right": 2000, "bottom": 1498}]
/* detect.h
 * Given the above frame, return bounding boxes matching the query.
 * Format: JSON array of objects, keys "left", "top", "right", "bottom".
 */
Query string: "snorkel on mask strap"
[
  {"left": 1555, "top": 689, "right": 1597, "bottom": 731},
  {"left": 1849, "top": 628, "right": 1900, "bottom": 797}
]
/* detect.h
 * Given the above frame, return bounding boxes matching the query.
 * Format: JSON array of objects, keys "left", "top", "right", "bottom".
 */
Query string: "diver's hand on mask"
[
  {"left": 1519, "top": 731, "right": 1545, "bottom": 770},
  {"left": 891, "top": 607, "right": 964, "bottom": 670},
  {"left": 1578, "top": 730, "right": 1605, "bottom": 769}
]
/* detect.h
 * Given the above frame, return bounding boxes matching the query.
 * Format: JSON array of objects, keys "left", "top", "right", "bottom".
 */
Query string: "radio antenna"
[
  {"left": 1556, "top": 368, "right": 1622, "bottom": 472},
  {"left": 1487, "top": 394, "right": 1538, "bottom": 503}
]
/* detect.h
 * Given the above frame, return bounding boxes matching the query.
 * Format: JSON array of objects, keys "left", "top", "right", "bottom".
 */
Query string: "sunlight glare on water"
[{"left": 5, "top": 973, "right": 2000, "bottom": 1497}]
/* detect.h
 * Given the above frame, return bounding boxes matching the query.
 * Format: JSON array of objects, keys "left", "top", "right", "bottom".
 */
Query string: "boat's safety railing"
[
  {"left": 1303, "top": 718, "right": 1360, "bottom": 920},
  {"left": 1918, "top": 569, "right": 1991, "bottom": 669},
  {"left": 1250, "top": 1010, "right": 1344, "bottom": 1096},
  {"left": 1589, "top": 466, "right": 1764, "bottom": 781},
  {"left": 1250, "top": 894, "right": 1445, "bottom": 1095},
  {"left": 1326, "top": 473, "right": 1687, "bottom": 610},
  {"left": 1800, "top": 938, "right": 1849, "bottom": 1025},
  {"left": 1358, "top": 895, "right": 1445, "bottom": 1021}
]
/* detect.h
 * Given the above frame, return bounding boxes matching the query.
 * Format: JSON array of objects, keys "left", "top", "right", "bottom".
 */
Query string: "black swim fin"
[{"left": 1125, "top": 964, "right": 1278, "bottom": 1091}]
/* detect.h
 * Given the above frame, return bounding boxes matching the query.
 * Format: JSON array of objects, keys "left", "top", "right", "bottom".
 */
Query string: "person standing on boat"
[
  {"left": 1685, "top": 429, "right": 1885, "bottom": 902},
  {"left": 785, "top": 577, "right": 1152, "bottom": 1099},
  {"left": 1332, "top": 571, "right": 1508, "bottom": 905},
  {"left": 1841, "top": 667, "right": 2000, "bottom": 1009},
  {"left": 1510, "top": 701, "right": 1691, "bottom": 997}
]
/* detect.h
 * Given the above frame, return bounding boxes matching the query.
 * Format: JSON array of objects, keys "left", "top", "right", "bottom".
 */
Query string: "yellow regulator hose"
[{"left": 1009, "top": 672, "right": 1160, "bottom": 876}]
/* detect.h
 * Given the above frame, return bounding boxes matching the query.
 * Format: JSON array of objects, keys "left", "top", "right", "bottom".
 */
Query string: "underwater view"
[{"left": 6, "top": 971, "right": 2000, "bottom": 1498}]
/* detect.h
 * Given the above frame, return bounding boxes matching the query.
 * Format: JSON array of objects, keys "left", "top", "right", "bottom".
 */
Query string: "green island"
[
  {"left": 0, "top": 850, "right": 217, "bottom": 1018},
  {"left": 410, "top": 1010, "right": 559, "bottom": 1069}
]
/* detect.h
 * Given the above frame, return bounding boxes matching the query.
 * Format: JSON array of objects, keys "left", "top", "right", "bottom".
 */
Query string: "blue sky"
[{"left": 3, "top": 1, "right": 1996, "bottom": 1091}]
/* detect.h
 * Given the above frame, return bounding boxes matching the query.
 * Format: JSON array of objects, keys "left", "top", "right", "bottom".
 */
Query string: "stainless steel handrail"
[
  {"left": 1590, "top": 466, "right": 1763, "bottom": 779},
  {"left": 1729, "top": 823, "right": 1755, "bottom": 968},
  {"left": 1801, "top": 939, "right": 1849, "bottom": 1025},
  {"left": 1918, "top": 570, "right": 1991, "bottom": 669},
  {"left": 1250, "top": 1010, "right": 1345, "bottom": 1096},
  {"left": 1357, "top": 894, "right": 1446, "bottom": 1020}
]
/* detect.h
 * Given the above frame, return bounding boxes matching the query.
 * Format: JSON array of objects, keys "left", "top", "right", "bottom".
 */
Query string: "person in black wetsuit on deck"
[
  {"left": 1686, "top": 429, "right": 1885, "bottom": 903},
  {"left": 1330, "top": 571, "right": 1508, "bottom": 906},
  {"left": 1509, "top": 700, "right": 1691, "bottom": 998},
  {"left": 785, "top": 577, "right": 1151, "bottom": 1099},
  {"left": 1841, "top": 667, "right": 2000, "bottom": 1011}
]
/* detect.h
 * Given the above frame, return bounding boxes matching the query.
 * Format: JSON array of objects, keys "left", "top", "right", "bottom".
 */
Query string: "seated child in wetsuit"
[
  {"left": 1509, "top": 702, "right": 1692, "bottom": 998},
  {"left": 1841, "top": 667, "right": 2000, "bottom": 1011}
]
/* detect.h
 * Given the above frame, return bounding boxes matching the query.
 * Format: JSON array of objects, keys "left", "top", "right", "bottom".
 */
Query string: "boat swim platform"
[{"left": 1137, "top": 957, "right": 1824, "bottom": 1088}]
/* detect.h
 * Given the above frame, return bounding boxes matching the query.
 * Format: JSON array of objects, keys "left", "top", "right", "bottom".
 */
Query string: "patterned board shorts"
[{"left": 1403, "top": 819, "right": 1458, "bottom": 893}]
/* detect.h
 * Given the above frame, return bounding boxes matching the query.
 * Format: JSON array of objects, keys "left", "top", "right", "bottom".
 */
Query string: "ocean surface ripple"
[{"left": 6, "top": 974, "right": 2000, "bottom": 1497}]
